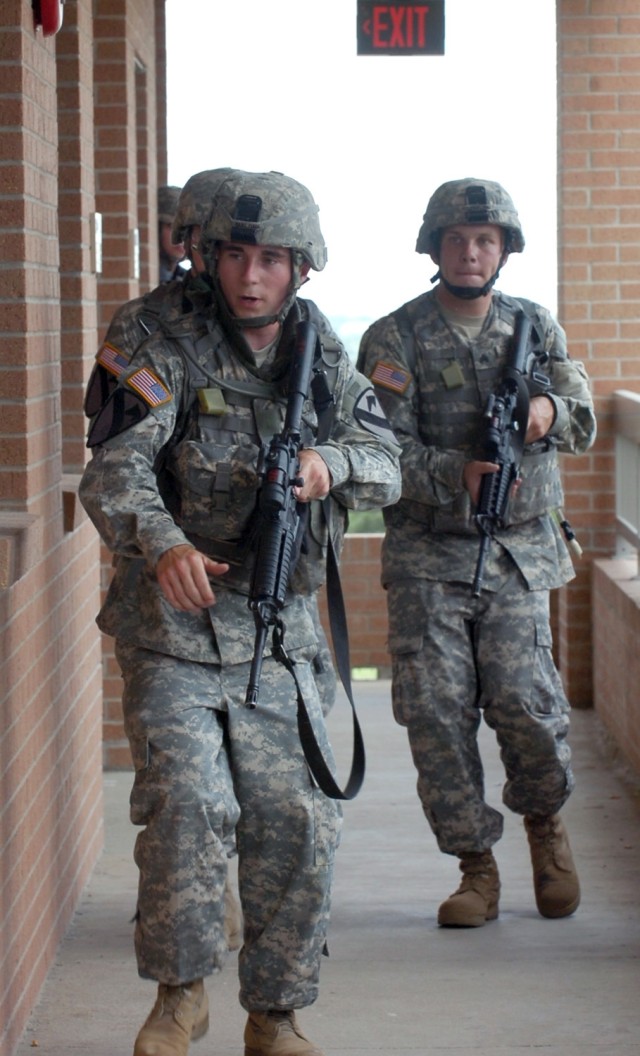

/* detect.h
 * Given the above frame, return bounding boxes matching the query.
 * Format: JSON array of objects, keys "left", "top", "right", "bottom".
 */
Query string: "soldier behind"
[
  {"left": 158, "top": 184, "right": 188, "bottom": 282},
  {"left": 357, "top": 178, "right": 596, "bottom": 929},
  {"left": 79, "top": 168, "right": 401, "bottom": 1056},
  {"left": 85, "top": 169, "right": 233, "bottom": 419}
]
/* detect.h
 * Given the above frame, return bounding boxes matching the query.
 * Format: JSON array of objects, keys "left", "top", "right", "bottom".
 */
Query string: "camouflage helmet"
[
  {"left": 201, "top": 169, "right": 327, "bottom": 272},
  {"left": 157, "top": 185, "right": 182, "bottom": 226},
  {"left": 170, "top": 168, "right": 235, "bottom": 245},
  {"left": 416, "top": 178, "right": 525, "bottom": 256}
]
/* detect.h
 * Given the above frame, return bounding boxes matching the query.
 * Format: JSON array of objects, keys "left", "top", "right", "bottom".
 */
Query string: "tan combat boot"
[
  {"left": 244, "top": 1011, "right": 323, "bottom": 1056},
  {"left": 437, "top": 850, "right": 500, "bottom": 927},
  {"left": 524, "top": 813, "right": 581, "bottom": 918},
  {"left": 133, "top": 979, "right": 208, "bottom": 1056}
]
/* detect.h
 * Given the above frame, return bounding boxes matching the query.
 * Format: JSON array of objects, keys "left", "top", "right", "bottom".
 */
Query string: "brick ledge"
[{"left": 0, "top": 512, "right": 41, "bottom": 590}]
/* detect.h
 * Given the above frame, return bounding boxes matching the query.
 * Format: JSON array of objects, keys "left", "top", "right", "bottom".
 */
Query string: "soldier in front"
[{"left": 80, "top": 169, "right": 401, "bottom": 1056}]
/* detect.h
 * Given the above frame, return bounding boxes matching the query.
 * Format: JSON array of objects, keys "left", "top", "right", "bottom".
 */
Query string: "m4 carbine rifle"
[
  {"left": 472, "top": 310, "right": 534, "bottom": 596},
  {"left": 245, "top": 319, "right": 316, "bottom": 708},
  {"left": 244, "top": 319, "right": 366, "bottom": 802}
]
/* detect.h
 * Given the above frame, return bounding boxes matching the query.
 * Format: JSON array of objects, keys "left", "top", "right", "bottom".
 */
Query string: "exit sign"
[{"left": 357, "top": 1, "right": 445, "bottom": 55}]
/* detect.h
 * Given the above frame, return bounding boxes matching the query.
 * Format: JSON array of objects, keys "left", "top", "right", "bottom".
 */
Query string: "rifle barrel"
[
  {"left": 472, "top": 531, "right": 491, "bottom": 597},
  {"left": 245, "top": 618, "right": 268, "bottom": 708}
]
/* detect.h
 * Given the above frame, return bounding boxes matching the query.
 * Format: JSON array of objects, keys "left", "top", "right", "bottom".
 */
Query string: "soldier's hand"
[
  {"left": 156, "top": 544, "right": 229, "bottom": 612},
  {"left": 526, "top": 395, "right": 556, "bottom": 443},
  {"left": 295, "top": 449, "right": 331, "bottom": 501},
  {"left": 463, "top": 460, "right": 499, "bottom": 506}
]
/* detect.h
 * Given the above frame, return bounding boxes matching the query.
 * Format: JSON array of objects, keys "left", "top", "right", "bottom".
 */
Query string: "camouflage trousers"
[
  {"left": 115, "top": 640, "right": 342, "bottom": 1012},
  {"left": 387, "top": 572, "right": 574, "bottom": 856},
  {"left": 308, "top": 593, "right": 337, "bottom": 716}
]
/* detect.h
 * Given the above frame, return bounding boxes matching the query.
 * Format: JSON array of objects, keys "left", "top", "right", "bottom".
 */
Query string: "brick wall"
[
  {"left": 93, "top": 0, "right": 167, "bottom": 768},
  {"left": 556, "top": 0, "right": 640, "bottom": 707},
  {"left": 318, "top": 535, "right": 391, "bottom": 677},
  {"left": 0, "top": 4, "right": 104, "bottom": 1055},
  {"left": 94, "top": 0, "right": 161, "bottom": 331},
  {"left": 0, "top": 1, "right": 167, "bottom": 1053}
]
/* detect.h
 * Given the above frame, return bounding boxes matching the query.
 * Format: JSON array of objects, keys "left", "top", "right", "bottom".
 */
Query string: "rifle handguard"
[
  {"left": 245, "top": 320, "right": 318, "bottom": 707},
  {"left": 472, "top": 311, "right": 532, "bottom": 596}
]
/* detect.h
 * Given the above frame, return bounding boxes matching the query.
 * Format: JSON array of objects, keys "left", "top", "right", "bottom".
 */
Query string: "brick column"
[
  {"left": 58, "top": 0, "right": 99, "bottom": 475},
  {"left": 556, "top": 0, "right": 640, "bottom": 706},
  {"left": 92, "top": 0, "right": 166, "bottom": 768}
]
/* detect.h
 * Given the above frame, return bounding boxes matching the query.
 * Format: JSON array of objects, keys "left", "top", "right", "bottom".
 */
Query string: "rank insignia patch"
[
  {"left": 126, "top": 367, "right": 172, "bottom": 407},
  {"left": 371, "top": 361, "right": 411, "bottom": 395}
]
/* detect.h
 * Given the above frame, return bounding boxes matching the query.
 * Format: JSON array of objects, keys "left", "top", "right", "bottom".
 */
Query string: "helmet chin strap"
[
  {"left": 440, "top": 268, "right": 502, "bottom": 300},
  {"left": 430, "top": 248, "right": 509, "bottom": 301}
]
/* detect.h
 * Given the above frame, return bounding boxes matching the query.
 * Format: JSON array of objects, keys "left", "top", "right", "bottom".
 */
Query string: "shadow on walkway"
[{"left": 15, "top": 682, "right": 640, "bottom": 1056}]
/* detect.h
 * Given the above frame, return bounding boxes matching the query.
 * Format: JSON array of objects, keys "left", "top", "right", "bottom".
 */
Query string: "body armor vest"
[
  {"left": 161, "top": 320, "right": 345, "bottom": 595},
  {"left": 388, "top": 294, "right": 564, "bottom": 536}
]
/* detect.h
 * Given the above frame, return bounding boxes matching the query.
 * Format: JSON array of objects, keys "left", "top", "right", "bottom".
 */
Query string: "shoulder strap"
[
  {"left": 393, "top": 296, "right": 549, "bottom": 376},
  {"left": 136, "top": 283, "right": 181, "bottom": 336},
  {"left": 271, "top": 498, "right": 366, "bottom": 801},
  {"left": 391, "top": 302, "right": 418, "bottom": 373},
  {"left": 291, "top": 520, "right": 366, "bottom": 801},
  {"left": 300, "top": 300, "right": 341, "bottom": 443}
]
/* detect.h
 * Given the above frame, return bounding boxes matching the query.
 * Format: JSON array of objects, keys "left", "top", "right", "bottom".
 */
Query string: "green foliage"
[{"left": 346, "top": 509, "right": 385, "bottom": 534}]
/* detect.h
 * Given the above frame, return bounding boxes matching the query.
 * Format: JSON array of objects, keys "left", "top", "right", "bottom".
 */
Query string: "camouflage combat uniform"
[
  {"left": 86, "top": 279, "right": 339, "bottom": 717},
  {"left": 357, "top": 287, "right": 596, "bottom": 856},
  {"left": 79, "top": 294, "right": 401, "bottom": 1012}
]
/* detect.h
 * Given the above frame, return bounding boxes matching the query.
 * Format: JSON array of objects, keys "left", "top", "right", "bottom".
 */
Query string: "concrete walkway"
[{"left": 15, "top": 681, "right": 640, "bottom": 1056}]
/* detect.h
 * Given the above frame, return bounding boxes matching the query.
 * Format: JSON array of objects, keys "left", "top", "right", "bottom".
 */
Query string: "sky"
[{"left": 166, "top": 0, "right": 558, "bottom": 356}]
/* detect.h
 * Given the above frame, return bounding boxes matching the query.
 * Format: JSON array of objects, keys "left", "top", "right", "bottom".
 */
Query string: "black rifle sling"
[
  {"left": 291, "top": 498, "right": 366, "bottom": 801},
  {"left": 296, "top": 324, "right": 366, "bottom": 800},
  {"left": 391, "top": 302, "right": 418, "bottom": 372}
]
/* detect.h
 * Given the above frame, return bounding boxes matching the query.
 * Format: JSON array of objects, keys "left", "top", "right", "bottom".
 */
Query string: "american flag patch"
[
  {"left": 97, "top": 342, "right": 130, "bottom": 377},
  {"left": 126, "top": 367, "right": 172, "bottom": 407},
  {"left": 371, "top": 361, "right": 411, "bottom": 395}
]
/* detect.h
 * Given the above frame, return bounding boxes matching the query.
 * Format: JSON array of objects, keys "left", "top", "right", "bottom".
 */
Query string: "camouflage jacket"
[
  {"left": 79, "top": 298, "right": 401, "bottom": 664},
  {"left": 357, "top": 288, "right": 596, "bottom": 591}
]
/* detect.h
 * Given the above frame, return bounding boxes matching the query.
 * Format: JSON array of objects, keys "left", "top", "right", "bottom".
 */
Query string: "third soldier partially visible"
[{"left": 158, "top": 183, "right": 188, "bottom": 282}]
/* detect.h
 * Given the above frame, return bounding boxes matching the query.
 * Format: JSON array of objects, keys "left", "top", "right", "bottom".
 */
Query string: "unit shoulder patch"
[{"left": 353, "top": 388, "right": 397, "bottom": 442}]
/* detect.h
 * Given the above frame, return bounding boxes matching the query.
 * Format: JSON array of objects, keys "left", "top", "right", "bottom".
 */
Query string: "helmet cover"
[
  {"left": 416, "top": 178, "right": 525, "bottom": 256},
  {"left": 157, "top": 185, "right": 182, "bottom": 226},
  {"left": 201, "top": 169, "right": 327, "bottom": 272},
  {"left": 171, "top": 168, "right": 235, "bottom": 245}
]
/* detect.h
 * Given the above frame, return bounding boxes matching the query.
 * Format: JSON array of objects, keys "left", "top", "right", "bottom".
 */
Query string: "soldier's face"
[
  {"left": 216, "top": 242, "right": 300, "bottom": 320},
  {"left": 434, "top": 224, "right": 505, "bottom": 293},
  {"left": 160, "top": 222, "right": 185, "bottom": 262}
]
